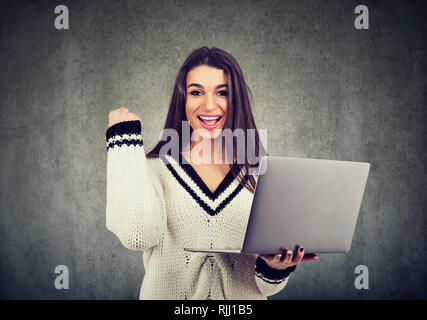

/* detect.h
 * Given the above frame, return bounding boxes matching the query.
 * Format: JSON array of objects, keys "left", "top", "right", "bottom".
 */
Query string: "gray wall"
[{"left": 1, "top": 0, "right": 426, "bottom": 299}]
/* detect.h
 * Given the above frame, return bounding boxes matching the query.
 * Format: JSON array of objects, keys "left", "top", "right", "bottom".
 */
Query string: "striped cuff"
[
  {"left": 255, "top": 257, "right": 297, "bottom": 284},
  {"left": 105, "top": 120, "right": 143, "bottom": 151}
]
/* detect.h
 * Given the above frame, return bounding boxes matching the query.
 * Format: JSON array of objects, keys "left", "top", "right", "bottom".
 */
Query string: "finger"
[
  {"left": 301, "top": 254, "right": 319, "bottom": 263},
  {"left": 279, "top": 248, "right": 289, "bottom": 262},
  {"left": 279, "top": 248, "right": 287, "bottom": 260},
  {"left": 283, "top": 250, "right": 293, "bottom": 265},
  {"left": 293, "top": 245, "right": 304, "bottom": 265},
  {"left": 272, "top": 254, "right": 282, "bottom": 264}
]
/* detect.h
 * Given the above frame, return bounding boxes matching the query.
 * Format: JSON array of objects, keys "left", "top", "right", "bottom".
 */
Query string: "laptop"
[{"left": 184, "top": 156, "right": 370, "bottom": 255}]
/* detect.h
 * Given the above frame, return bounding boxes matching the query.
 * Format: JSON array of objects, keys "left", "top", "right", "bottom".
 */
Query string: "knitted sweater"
[{"left": 105, "top": 120, "right": 296, "bottom": 300}]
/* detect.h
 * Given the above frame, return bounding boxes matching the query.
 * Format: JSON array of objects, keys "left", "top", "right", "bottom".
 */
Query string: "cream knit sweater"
[{"left": 105, "top": 120, "right": 296, "bottom": 300}]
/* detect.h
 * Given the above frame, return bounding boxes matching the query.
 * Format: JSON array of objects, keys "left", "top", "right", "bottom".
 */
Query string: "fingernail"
[{"left": 300, "top": 247, "right": 304, "bottom": 252}]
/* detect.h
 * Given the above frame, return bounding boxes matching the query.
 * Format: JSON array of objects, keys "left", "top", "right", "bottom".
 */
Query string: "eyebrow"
[{"left": 186, "top": 83, "right": 228, "bottom": 89}]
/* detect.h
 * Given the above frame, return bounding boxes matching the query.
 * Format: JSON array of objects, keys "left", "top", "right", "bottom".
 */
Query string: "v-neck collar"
[
  {"left": 160, "top": 152, "right": 248, "bottom": 216},
  {"left": 174, "top": 152, "right": 237, "bottom": 201}
]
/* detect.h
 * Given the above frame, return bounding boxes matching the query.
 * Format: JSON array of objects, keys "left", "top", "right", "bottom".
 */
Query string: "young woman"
[{"left": 105, "top": 47, "right": 318, "bottom": 300}]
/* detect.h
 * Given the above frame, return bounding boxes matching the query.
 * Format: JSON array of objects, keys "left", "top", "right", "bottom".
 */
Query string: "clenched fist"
[{"left": 108, "top": 106, "right": 141, "bottom": 129}]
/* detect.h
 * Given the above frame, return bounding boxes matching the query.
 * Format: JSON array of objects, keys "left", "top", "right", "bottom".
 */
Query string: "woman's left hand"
[{"left": 258, "top": 244, "right": 318, "bottom": 270}]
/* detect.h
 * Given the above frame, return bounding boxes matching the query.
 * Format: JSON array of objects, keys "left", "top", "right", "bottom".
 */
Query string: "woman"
[{"left": 105, "top": 46, "right": 318, "bottom": 300}]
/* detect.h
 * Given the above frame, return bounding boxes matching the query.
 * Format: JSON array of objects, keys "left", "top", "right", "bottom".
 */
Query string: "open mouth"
[{"left": 197, "top": 115, "right": 222, "bottom": 126}]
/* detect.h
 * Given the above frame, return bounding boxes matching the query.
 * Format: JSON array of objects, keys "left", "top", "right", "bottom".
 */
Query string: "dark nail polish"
[{"left": 300, "top": 247, "right": 304, "bottom": 252}]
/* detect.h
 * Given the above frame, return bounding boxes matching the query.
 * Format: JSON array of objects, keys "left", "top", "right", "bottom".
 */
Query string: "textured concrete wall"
[{"left": 0, "top": 0, "right": 426, "bottom": 299}]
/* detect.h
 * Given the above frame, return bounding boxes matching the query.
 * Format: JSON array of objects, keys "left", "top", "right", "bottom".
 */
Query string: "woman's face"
[{"left": 185, "top": 65, "right": 228, "bottom": 140}]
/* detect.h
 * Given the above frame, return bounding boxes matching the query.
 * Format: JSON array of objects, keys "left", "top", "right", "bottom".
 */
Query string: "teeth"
[{"left": 199, "top": 116, "right": 220, "bottom": 121}]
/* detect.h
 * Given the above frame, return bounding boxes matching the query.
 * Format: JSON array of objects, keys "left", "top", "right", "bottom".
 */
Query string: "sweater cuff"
[
  {"left": 255, "top": 257, "right": 297, "bottom": 284},
  {"left": 106, "top": 120, "right": 141, "bottom": 141},
  {"left": 106, "top": 120, "right": 143, "bottom": 151}
]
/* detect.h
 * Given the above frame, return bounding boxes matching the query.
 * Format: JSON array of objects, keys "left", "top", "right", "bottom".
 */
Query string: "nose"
[{"left": 204, "top": 93, "right": 216, "bottom": 111}]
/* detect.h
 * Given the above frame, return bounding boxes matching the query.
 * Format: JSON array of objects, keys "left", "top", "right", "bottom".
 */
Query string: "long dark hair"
[{"left": 147, "top": 46, "right": 267, "bottom": 193}]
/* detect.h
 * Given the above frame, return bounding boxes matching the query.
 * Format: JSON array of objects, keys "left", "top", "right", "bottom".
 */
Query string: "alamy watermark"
[
  {"left": 54, "top": 265, "right": 69, "bottom": 290},
  {"left": 354, "top": 5, "right": 369, "bottom": 30},
  {"left": 158, "top": 121, "right": 268, "bottom": 175},
  {"left": 354, "top": 265, "right": 369, "bottom": 289},
  {"left": 54, "top": 5, "right": 69, "bottom": 30}
]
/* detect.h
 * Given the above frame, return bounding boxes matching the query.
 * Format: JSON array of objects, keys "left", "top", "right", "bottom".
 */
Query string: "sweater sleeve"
[
  {"left": 105, "top": 120, "right": 166, "bottom": 251},
  {"left": 254, "top": 256, "right": 297, "bottom": 297}
]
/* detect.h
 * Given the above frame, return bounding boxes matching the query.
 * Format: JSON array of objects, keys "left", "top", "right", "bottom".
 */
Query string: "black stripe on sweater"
[
  {"left": 106, "top": 120, "right": 141, "bottom": 140},
  {"left": 105, "top": 120, "right": 143, "bottom": 151},
  {"left": 162, "top": 158, "right": 247, "bottom": 216},
  {"left": 255, "top": 257, "right": 297, "bottom": 283},
  {"left": 106, "top": 138, "right": 143, "bottom": 151},
  {"left": 175, "top": 152, "right": 237, "bottom": 201}
]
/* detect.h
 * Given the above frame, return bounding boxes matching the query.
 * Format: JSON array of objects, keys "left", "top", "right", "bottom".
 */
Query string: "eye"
[
  {"left": 189, "top": 90, "right": 203, "bottom": 96},
  {"left": 217, "top": 90, "right": 228, "bottom": 97}
]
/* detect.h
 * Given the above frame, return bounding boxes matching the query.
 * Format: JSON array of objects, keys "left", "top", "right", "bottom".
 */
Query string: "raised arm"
[{"left": 105, "top": 106, "right": 166, "bottom": 251}]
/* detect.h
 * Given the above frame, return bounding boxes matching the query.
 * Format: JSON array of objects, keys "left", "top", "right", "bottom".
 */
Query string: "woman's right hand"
[{"left": 108, "top": 106, "right": 141, "bottom": 129}]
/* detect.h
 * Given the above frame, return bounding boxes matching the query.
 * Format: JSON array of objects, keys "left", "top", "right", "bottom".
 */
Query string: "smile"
[{"left": 197, "top": 114, "right": 222, "bottom": 129}]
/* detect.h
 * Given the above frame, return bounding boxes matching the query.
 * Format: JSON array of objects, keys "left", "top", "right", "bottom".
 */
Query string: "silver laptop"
[{"left": 184, "top": 156, "right": 370, "bottom": 255}]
